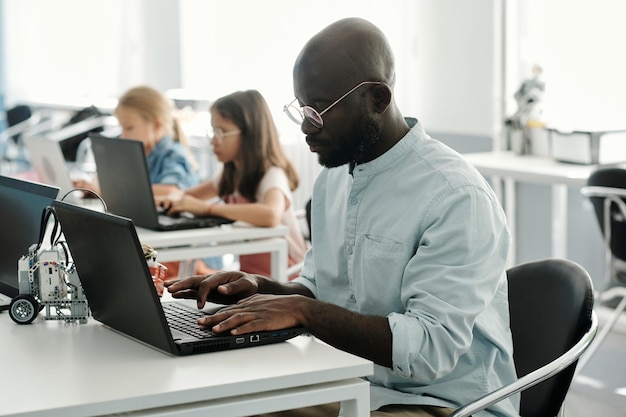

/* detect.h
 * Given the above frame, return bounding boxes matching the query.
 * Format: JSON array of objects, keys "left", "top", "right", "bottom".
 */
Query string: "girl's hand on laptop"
[{"left": 156, "top": 194, "right": 209, "bottom": 216}]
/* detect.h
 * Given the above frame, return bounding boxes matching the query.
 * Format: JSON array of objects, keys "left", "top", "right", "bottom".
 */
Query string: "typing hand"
[
  {"left": 198, "top": 293, "right": 306, "bottom": 334},
  {"left": 156, "top": 194, "right": 208, "bottom": 216},
  {"left": 164, "top": 270, "right": 260, "bottom": 308},
  {"left": 154, "top": 194, "right": 175, "bottom": 212}
]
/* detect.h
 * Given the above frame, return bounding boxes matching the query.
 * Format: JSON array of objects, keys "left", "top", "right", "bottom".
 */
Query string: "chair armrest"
[
  {"left": 0, "top": 113, "right": 42, "bottom": 142},
  {"left": 448, "top": 311, "right": 598, "bottom": 417},
  {"left": 581, "top": 186, "right": 626, "bottom": 199},
  {"left": 582, "top": 186, "right": 626, "bottom": 231},
  {"left": 286, "top": 261, "right": 304, "bottom": 278}
]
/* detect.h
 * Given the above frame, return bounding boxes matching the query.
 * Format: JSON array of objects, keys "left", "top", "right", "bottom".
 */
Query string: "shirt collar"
[
  {"left": 350, "top": 117, "right": 423, "bottom": 176},
  {"left": 152, "top": 135, "right": 173, "bottom": 152}
]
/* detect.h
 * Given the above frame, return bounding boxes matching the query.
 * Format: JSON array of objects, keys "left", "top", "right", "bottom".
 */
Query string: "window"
[{"left": 509, "top": 0, "right": 626, "bottom": 130}]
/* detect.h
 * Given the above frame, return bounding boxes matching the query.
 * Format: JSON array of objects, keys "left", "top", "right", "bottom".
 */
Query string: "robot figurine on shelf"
[
  {"left": 9, "top": 207, "right": 89, "bottom": 325},
  {"left": 506, "top": 63, "right": 546, "bottom": 154}
]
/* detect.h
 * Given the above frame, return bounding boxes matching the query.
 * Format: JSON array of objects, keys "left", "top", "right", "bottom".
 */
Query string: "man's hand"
[
  {"left": 198, "top": 293, "right": 308, "bottom": 334},
  {"left": 165, "top": 271, "right": 260, "bottom": 308}
]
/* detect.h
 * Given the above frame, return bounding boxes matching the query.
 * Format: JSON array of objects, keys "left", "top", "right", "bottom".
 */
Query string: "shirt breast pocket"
[{"left": 353, "top": 234, "right": 411, "bottom": 310}]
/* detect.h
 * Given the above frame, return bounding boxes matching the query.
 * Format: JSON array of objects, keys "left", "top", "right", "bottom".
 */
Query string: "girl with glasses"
[{"left": 158, "top": 89, "right": 307, "bottom": 279}]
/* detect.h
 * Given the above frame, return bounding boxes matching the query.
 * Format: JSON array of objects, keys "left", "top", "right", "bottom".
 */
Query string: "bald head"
[
  {"left": 291, "top": 18, "right": 408, "bottom": 166},
  {"left": 294, "top": 18, "right": 395, "bottom": 90}
]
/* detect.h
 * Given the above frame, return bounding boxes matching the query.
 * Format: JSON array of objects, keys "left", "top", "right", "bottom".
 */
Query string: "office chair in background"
[
  {"left": 6, "top": 105, "right": 32, "bottom": 138},
  {"left": 450, "top": 258, "right": 597, "bottom": 417},
  {"left": 577, "top": 167, "right": 626, "bottom": 371},
  {"left": 1, "top": 105, "right": 38, "bottom": 169}
]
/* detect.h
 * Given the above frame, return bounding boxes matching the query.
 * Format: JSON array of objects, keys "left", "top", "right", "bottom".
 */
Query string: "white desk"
[
  {"left": 136, "top": 223, "right": 290, "bottom": 282},
  {"left": 0, "top": 310, "right": 372, "bottom": 417},
  {"left": 462, "top": 151, "right": 601, "bottom": 264}
]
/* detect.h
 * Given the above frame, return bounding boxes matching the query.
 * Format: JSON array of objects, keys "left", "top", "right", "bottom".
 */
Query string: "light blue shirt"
[
  {"left": 294, "top": 119, "right": 519, "bottom": 417},
  {"left": 146, "top": 136, "right": 198, "bottom": 189}
]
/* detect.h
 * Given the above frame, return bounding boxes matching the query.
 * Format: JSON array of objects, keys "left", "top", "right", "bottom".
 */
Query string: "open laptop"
[
  {"left": 23, "top": 135, "right": 82, "bottom": 203},
  {"left": 0, "top": 175, "right": 59, "bottom": 310},
  {"left": 52, "top": 200, "right": 305, "bottom": 356},
  {"left": 88, "top": 132, "right": 233, "bottom": 231}
]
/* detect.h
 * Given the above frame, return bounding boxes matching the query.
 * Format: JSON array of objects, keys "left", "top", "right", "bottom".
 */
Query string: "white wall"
[
  {"left": 178, "top": 0, "right": 502, "bottom": 140},
  {"left": 178, "top": 0, "right": 424, "bottom": 144},
  {"left": 411, "top": 0, "right": 503, "bottom": 139},
  {"left": 509, "top": 0, "right": 626, "bottom": 131}
]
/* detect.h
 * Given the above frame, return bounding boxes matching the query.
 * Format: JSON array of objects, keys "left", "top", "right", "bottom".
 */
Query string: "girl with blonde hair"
[{"left": 114, "top": 85, "right": 198, "bottom": 195}]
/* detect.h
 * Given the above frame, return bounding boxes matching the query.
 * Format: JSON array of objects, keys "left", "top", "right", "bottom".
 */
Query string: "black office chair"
[
  {"left": 450, "top": 258, "right": 597, "bottom": 417},
  {"left": 6, "top": 105, "right": 32, "bottom": 138},
  {"left": 1, "top": 105, "right": 44, "bottom": 172},
  {"left": 577, "top": 167, "right": 626, "bottom": 371},
  {"left": 305, "top": 197, "right": 312, "bottom": 241}
]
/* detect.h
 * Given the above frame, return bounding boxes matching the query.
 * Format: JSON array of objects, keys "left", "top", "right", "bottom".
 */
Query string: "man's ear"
[{"left": 371, "top": 84, "right": 392, "bottom": 114}]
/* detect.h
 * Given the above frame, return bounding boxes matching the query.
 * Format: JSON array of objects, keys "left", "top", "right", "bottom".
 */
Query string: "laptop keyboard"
[
  {"left": 157, "top": 213, "right": 233, "bottom": 228},
  {"left": 163, "top": 303, "right": 217, "bottom": 339},
  {"left": 158, "top": 213, "right": 197, "bottom": 226}
]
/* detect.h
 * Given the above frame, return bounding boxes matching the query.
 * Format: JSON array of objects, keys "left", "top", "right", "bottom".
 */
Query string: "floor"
[{"left": 563, "top": 306, "right": 626, "bottom": 416}]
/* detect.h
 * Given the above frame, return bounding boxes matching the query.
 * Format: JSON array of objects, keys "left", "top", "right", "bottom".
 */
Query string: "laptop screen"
[
  {"left": 52, "top": 200, "right": 179, "bottom": 354},
  {"left": 0, "top": 175, "right": 59, "bottom": 297},
  {"left": 23, "top": 136, "right": 78, "bottom": 202},
  {"left": 88, "top": 133, "right": 160, "bottom": 228}
]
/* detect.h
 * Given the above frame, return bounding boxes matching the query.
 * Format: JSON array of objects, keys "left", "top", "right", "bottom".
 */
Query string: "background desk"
[
  {"left": 0, "top": 305, "right": 373, "bottom": 417},
  {"left": 462, "top": 151, "right": 600, "bottom": 265},
  {"left": 136, "top": 223, "right": 289, "bottom": 282}
]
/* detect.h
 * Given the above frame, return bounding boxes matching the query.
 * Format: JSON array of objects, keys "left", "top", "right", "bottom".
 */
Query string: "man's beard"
[{"left": 318, "top": 111, "right": 382, "bottom": 168}]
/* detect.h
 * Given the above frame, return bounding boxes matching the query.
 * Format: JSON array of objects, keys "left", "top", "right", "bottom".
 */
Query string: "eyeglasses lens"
[
  {"left": 303, "top": 107, "right": 323, "bottom": 128},
  {"left": 207, "top": 128, "right": 224, "bottom": 142},
  {"left": 285, "top": 106, "right": 303, "bottom": 125}
]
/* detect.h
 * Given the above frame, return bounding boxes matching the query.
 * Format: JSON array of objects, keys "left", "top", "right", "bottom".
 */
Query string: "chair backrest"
[
  {"left": 507, "top": 258, "right": 594, "bottom": 417},
  {"left": 587, "top": 167, "right": 626, "bottom": 262},
  {"left": 6, "top": 105, "right": 32, "bottom": 127},
  {"left": 5, "top": 104, "right": 32, "bottom": 143},
  {"left": 305, "top": 198, "right": 312, "bottom": 241}
]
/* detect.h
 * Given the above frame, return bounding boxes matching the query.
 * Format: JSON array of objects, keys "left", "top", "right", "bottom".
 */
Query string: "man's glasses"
[
  {"left": 283, "top": 81, "right": 383, "bottom": 128},
  {"left": 207, "top": 127, "right": 241, "bottom": 144}
]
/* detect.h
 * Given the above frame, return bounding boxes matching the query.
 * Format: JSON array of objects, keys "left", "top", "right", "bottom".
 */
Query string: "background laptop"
[
  {"left": 0, "top": 175, "right": 59, "bottom": 310},
  {"left": 88, "top": 133, "right": 233, "bottom": 231},
  {"left": 23, "top": 135, "right": 82, "bottom": 203},
  {"left": 52, "top": 200, "right": 304, "bottom": 356}
]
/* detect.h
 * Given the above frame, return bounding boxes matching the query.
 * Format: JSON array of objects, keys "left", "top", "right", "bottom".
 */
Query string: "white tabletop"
[
  {"left": 135, "top": 223, "right": 290, "bottom": 281},
  {"left": 0, "top": 308, "right": 372, "bottom": 417},
  {"left": 136, "top": 222, "right": 289, "bottom": 248},
  {"left": 461, "top": 150, "right": 617, "bottom": 262},
  {"left": 462, "top": 151, "right": 602, "bottom": 186}
]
